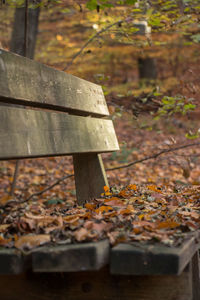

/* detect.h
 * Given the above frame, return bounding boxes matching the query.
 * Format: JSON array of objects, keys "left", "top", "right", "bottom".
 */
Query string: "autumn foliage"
[{"left": 0, "top": 183, "right": 199, "bottom": 250}]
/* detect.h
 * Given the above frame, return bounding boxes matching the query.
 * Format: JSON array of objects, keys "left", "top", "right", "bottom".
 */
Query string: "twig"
[
  {"left": 63, "top": 19, "right": 123, "bottom": 71},
  {"left": 106, "top": 142, "right": 200, "bottom": 171},
  {"left": 24, "top": 141, "right": 200, "bottom": 202},
  {"left": 25, "top": 174, "right": 74, "bottom": 202}
]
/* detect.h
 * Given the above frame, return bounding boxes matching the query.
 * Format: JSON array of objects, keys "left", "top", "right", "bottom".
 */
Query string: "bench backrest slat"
[
  {"left": 0, "top": 106, "right": 119, "bottom": 160},
  {"left": 0, "top": 50, "right": 109, "bottom": 117}
]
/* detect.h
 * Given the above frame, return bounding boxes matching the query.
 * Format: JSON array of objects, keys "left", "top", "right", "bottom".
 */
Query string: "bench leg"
[
  {"left": 191, "top": 251, "right": 200, "bottom": 300},
  {"left": 73, "top": 153, "right": 108, "bottom": 205}
]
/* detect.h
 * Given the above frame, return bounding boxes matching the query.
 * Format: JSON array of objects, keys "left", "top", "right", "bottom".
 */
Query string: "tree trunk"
[
  {"left": 9, "top": 2, "right": 40, "bottom": 196},
  {"left": 10, "top": 2, "right": 40, "bottom": 58},
  {"left": 138, "top": 57, "right": 157, "bottom": 84}
]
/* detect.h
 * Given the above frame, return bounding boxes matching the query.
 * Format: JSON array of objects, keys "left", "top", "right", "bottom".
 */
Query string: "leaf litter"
[{"left": 0, "top": 184, "right": 199, "bottom": 251}]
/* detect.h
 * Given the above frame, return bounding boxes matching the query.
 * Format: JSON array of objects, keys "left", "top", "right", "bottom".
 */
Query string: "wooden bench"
[
  {"left": 0, "top": 49, "right": 199, "bottom": 300},
  {"left": 0, "top": 49, "right": 119, "bottom": 204}
]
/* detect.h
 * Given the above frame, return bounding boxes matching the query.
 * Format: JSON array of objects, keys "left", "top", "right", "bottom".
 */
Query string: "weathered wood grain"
[
  {"left": 0, "top": 248, "right": 24, "bottom": 274},
  {"left": 0, "top": 106, "right": 119, "bottom": 160},
  {"left": 0, "top": 266, "right": 192, "bottom": 300},
  {"left": 73, "top": 153, "right": 108, "bottom": 204},
  {"left": 32, "top": 239, "right": 109, "bottom": 272},
  {"left": 0, "top": 49, "right": 109, "bottom": 116},
  {"left": 191, "top": 251, "right": 200, "bottom": 300},
  {"left": 110, "top": 233, "right": 200, "bottom": 275}
]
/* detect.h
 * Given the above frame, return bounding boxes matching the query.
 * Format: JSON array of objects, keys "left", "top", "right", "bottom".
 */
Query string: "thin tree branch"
[
  {"left": 25, "top": 174, "right": 74, "bottom": 202},
  {"left": 63, "top": 19, "right": 123, "bottom": 71},
  {"left": 24, "top": 142, "right": 200, "bottom": 202},
  {"left": 106, "top": 142, "right": 200, "bottom": 171}
]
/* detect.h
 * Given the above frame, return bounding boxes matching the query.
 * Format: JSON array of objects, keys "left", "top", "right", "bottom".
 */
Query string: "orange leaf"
[
  {"left": 119, "top": 208, "right": 132, "bottom": 215},
  {"left": 95, "top": 206, "right": 113, "bottom": 214},
  {"left": 128, "top": 184, "right": 137, "bottom": 191},
  {"left": 0, "top": 236, "right": 12, "bottom": 246},
  {"left": 138, "top": 214, "right": 145, "bottom": 220},
  {"left": 0, "top": 195, "right": 13, "bottom": 206},
  {"left": 105, "top": 192, "right": 112, "bottom": 196},
  {"left": 156, "top": 221, "right": 180, "bottom": 229},
  {"left": 104, "top": 186, "right": 109, "bottom": 192},
  {"left": 147, "top": 185, "right": 162, "bottom": 193},
  {"left": 85, "top": 203, "right": 96, "bottom": 210},
  {"left": 119, "top": 190, "right": 129, "bottom": 198},
  {"left": 133, "top": 227, "right": 142, "bottom": 234},
  {"left": 103, "top": 211, "right": 117, "bottom": 218}
]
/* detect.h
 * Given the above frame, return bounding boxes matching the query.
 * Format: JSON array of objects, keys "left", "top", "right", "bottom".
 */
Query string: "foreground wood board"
[
  {"left": 0, "top": 49, "right": 109, "bottom": 117},
  {"left": 191, "top": 251, "right": 200, "bottom": 300},
  {"left": 0, "top": 248, "right": 24, "bottom": 274},
  {"left": 32, "top": 239, "right": 109, "bottom": 272},
  {"left": 0, "top": 240, "right": 109, "bottom": 274},
  {"left": 0, "top": 106, "right": 119, "bottom": 160},
  {"left": 111, "top": 233, "right": 200, "bottom": 275},
  {"left": 0, "top": 266, "right": 192, "bottom": 300}
]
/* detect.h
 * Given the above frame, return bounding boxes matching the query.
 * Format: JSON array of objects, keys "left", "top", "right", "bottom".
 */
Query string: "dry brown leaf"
[
  {"left": 95, "top": 206, "right": 113, "bottom": 214},
  {"left": 156, "top": 220, "right": 180, "bottom": 229},
  {"left": 178, "top": 211, "right": 199, "bottom": 220},
  {"left": 0, "top": 195, "right": 13, "bottom": 207},
  {"left": 104, "top": 199, "right": 126, "bottom": 207},
  {"left": 15, "top": 234, "right": 51, "bottom": 250},
  {"left": 0, "top": 236, "right": 12, "bottom": 246},
  {"left": 74, "top": 228, "right": 88, "bottom": 241},
  {"left": 0, "top": 224, "right": 10, "bottom": 233}
]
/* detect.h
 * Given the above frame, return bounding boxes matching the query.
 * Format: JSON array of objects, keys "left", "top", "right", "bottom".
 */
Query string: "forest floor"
[{"left": 0, "top": 4, "right": 200, "bottom": 249}]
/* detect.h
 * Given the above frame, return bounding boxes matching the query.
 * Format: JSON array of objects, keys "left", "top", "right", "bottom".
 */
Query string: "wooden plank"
[
  {"left": 73, "top": 154, "right": 108, "bottom": 205},
  {"left": 0, "top": 248, "right": 24, "bottom": 274},
  {"left": 0, "top": 106, "right": 119, "bottom": 160},
  {"left": 32, "top": 240, "right": 109, "bottom": 272},
  {"left": 0, "top": 49, "right": 109, "bottom": 117},
  {"left": 191, "top": 251, "right": 200, "bottom": 300},
  {"left": 110, "top": 233, "right": 200, "bottom": 275},
  {"left": 0, "top": 266, "right": 192, "bottom": 300}
]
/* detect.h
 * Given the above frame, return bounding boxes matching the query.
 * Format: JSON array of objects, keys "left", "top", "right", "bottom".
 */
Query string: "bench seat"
[
  {"left": 0, "top": 232, "right": 199, "bottom": 275},
  {"left": 0, "top": 234, "right": 199, "bottom": 300}
]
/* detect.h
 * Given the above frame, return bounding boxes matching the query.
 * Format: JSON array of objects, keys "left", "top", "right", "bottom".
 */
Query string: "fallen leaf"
[
  {"left": 128, "top": 184, "right": 137, "bottom": 191},
  {"left": 95, "top": 206, "right": 113, "bottom": 214},
  {"left": 0, "top": 224, "right": 10, "bottom": 233},
  {"left": 15, "top": 234, "right": 51, "bottom": 250},
  {"left": 104, "top": 186, "right": 109, "bottom": 192},
  {"left": 156, "top": 220, "right": 180, "bottom": 229},
  {"left": 85, "top": 203, "right": 96, "bottom": 210},
  {"left": 104, "top": 198, "right": 125, "bottom": 207},
  {"left": 0, "top": 236, "right": 12, "bottom": 246},
  {"left": 74, "top": 228, "right": 88, "bottom": 241},
  {"left": 147, "top": 185, "right": 162, "bottom": 193},
  {"left": 0, "top": 195, "right": 13, "bottom": 206}
]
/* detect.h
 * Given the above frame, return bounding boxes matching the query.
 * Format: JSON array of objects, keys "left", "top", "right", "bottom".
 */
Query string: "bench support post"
[
  {"left": 191, "top": 251, "right": 200, "bottom": 300},
  {"left": 73, "top": 153, "right": 108, "bottom": 205}
]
